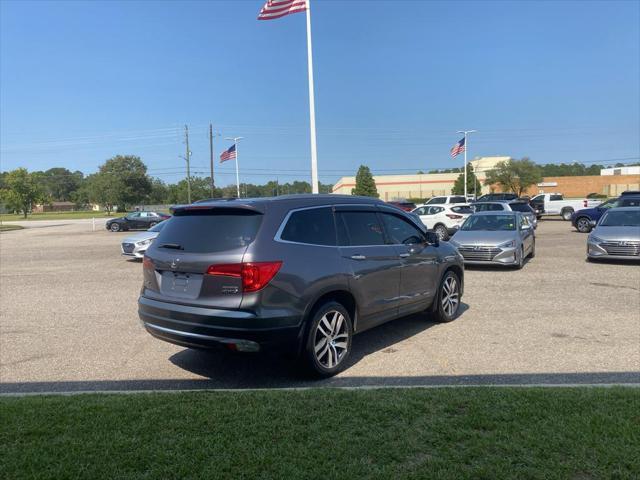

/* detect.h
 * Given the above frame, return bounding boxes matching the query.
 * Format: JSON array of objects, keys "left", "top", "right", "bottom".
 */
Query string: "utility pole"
[{"left": 184, "top": 125, "right": 192, "bottom": 204}]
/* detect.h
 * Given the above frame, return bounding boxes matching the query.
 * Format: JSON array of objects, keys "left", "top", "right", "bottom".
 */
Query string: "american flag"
[
  {"left": 450, "top": 137, "right": 465, "bottom": 158},
  {"left": 220, "top": 144, "right": 237, "bottom": 163},
  {"left": 258, "top": 0, "right": 307, "bottom": 20}
]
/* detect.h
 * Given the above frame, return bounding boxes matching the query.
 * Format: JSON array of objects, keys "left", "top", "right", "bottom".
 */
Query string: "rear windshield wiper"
[{"left": 158, "top": 243, "right": 184, "bottom": 250}]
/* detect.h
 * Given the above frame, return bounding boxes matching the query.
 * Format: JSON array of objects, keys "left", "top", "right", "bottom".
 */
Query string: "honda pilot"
[{"left": 139, "top": 195, "right": 464, "bottom": 377}]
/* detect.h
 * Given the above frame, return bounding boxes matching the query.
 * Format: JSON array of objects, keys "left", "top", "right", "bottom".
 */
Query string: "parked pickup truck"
[{"left": 529, "top": 193, "right": 601, "bottom": 221}]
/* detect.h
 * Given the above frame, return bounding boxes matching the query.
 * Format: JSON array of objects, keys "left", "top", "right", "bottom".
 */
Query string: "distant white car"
[
  {"left": 412, "top": 204, "right": 474, "bottom": 240},
  {"left": 121, "top": 221, "right": 167, "bottom": 259},
  {"left": 423, "top": 195, "right": 468, "bottom": 206},
  {"left": 530, "top": 193, "right": 601, "bottom": 221}
]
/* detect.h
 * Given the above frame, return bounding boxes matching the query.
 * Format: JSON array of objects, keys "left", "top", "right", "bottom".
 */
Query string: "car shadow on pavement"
[{"left": 164, "top": 304, "right": 471, "bottom": 388}]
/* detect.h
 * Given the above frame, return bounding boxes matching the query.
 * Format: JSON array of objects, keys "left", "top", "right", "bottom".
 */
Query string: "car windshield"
[
  {"left": 599, "top": 210, "right": 640, "bottom": 227},
  {"left": 461, "top": 214, "right": 516, "bottom": 231},
  {"left": 148, "top": 220, "right": 167, "bottom": 232}
]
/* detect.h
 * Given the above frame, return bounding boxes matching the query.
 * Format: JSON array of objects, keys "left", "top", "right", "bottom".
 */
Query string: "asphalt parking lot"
[{"left": 1, "top": 218, "right": 638, "bottom": 393}]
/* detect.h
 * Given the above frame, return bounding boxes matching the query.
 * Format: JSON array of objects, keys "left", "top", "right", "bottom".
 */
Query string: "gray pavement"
[{"left": 1, "top": 219, "right": 639, "bottom": 393}]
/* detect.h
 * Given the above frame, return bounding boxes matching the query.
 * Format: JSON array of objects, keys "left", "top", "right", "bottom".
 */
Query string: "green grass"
[
  {"left": 0, "top": 224, "right": 24, "bottom": 232},
  {"left": 0, "top": 211, "right": 120, "bottom": 221},
  {"left": 1, "top": 387, "right": 638, "bottom": 479}
]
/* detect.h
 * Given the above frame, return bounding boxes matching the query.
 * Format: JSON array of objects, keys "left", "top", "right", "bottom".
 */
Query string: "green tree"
[
  {"left": 451, "top": 163, "right": 482, "bottom": 196},
  {"left": 484, "top": 158, "right": 543, "bottom": 197},
  {"left": 147, "top": 178, "right": 170, "bottom": 204},
  {"left": 41, "top": 168, "right": 83, "bottom": 201},
  {"left": 167, "top": 177, "right": 220, "bottom": 204},
  {"left": 86, "top": 155, "right": 152, "bottom": 212},
  {"left": 0, "top": 168, "right": 45, "bottom": 218},
  {"left": 351, "top": 165, "right": 378, "bottom": 197}
]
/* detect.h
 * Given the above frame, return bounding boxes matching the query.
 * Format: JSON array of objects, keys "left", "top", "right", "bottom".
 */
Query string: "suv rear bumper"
[{"left": 138, "top": 296, "right": 303, "bottom": 352}]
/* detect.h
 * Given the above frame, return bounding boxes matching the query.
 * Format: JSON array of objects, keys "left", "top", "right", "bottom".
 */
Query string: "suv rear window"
[
  {"left": 508, "top": 202, "right": 532, "bottom": 213},
  {"left": 155, "top": 209, "right": 262, "bottom": 253},
  {"left": 280, "top": 207, "right": 336, "bottom": 246}
]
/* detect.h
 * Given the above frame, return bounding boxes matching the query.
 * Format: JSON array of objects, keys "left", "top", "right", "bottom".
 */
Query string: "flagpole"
[
  {"left": 235, "top": 144, "right": 240, "bottom": 198},
  {"left": 457, "top": 129, "right": 476, "bottom": 200},
  {"left": 225, "top": 136, "right": 243, "bottom": 198},
  {"left": 306, "top": 0, "right": 319, "bottom": 194}
]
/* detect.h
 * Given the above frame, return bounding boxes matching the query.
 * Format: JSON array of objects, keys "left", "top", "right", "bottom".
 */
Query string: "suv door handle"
[
  {"left": 399, "top": 253, "right": 410, "bottom": 258},
  {"left": 350, "top": 254, "right": 366, "bottom": 260}
]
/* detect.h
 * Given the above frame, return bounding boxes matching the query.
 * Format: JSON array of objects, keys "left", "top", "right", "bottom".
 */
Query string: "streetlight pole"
[
  {"left": 457, "top": 129, "right": 477, "bottom": 199},
  {"left": 225, "top": 136, "right": 244, "bottom": 198}
]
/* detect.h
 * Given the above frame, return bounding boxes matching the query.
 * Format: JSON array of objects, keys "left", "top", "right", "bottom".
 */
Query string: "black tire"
[
  {"left": 149, "top": 222, "right": 158, "bottom": 228},
  {"left": 429, "top": 270, "right": 461, "bottom": 323},
  {"left": 575, "top": 217, "right": 592, "bottom": 233},
  {"left": 302, "top": 301, "right": 353, "bottom": 378},
  {"left": 109, "top": 223, "right": 121, "bottom": 232},
  {"left": 529, "top": 239, "right": 536, "bottom": 258},
  {"left": 515, "top": 246, "right": 525, "bottom": 269},
  {"left": 561, "top": 208, "right": 574, "bottom": 221},
  {"left": 434, "top": 224, "right": 449, "bottom": 241}
]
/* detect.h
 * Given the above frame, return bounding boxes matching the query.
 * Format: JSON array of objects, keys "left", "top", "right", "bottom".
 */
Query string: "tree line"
[{"left": 0, "top": 155, "right": 333, "bottom": 217}]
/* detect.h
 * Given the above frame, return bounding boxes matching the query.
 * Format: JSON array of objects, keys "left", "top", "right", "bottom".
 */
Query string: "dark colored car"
[
  {"left": 387, "top": 201, "right": 417, "bottom": 212},
  {"left": 476, "top": 193, "right": 519, "bottom": 202},
  {"left": 107, "top": 211, "right": 170, "bottom": 232},
  {"left": 571, "top": 194, "right": 640, "bottom": 233},
  {"left": 139, "top": 195, "right": 464, "bottom": 377}
]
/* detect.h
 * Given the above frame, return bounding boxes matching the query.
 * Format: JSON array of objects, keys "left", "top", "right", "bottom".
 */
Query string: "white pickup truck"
[{"left": 530, "top": 193, "right": 601, "bottom": 221}]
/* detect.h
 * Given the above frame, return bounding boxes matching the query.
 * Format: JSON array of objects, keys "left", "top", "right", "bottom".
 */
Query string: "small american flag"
[
  {"left": 258, "top": 0, "right": 307, "bottom": 20},
  {"left": 220, "top": 144, "right": 237, "bottom": 163},
  {"left": 450, "top": 137, "right": 465, "bottom": 158}
]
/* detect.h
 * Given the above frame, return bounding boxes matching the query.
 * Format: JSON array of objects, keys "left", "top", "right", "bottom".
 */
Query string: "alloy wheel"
[
  {"left": 314, "top": 310, "right": 349, "bottom": 369},
  {"left": 110, "top": 223, "right": 120, "bottom": 232},
  {"left": 435, "top": 225, "right": 448, "bottom": 241},
  {"left": 576, "top": 218, "right": 591, "bottom": 233},
  {"left": 440, "top": 275, "right": 460, "bottom": 317}
]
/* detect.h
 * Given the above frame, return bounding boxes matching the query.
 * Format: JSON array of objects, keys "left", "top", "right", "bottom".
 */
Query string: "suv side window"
[
  {"left": 380, "top": 213, "right": 424, "bottom": 245},
  {"left": 414, "top": 207, "right": 428, "bottom": 215},
  {"left": 280, "top": 207, "right": 336, "bottom": 246},
  {"left": 429, "top": 197, "right": 446, "bottom": 204},
  {"left": 450, "top": 196, "right": 466, "bottom": 203},
  {"left": 336, "top": 211, "right": 385, "bottom": 246}
]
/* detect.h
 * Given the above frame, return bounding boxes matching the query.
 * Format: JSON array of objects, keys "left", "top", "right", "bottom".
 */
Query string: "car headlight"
[
  {"left": 137, "top": 239, "right": 153, "bottom": 247},
  {"left": 589, "top": 235, "right": 604, "bottom": 244},
  {"left": 498, "top": 240, "right": 516, "bottom": 248}
]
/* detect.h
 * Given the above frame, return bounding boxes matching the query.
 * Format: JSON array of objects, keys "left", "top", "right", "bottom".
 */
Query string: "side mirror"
[{"left": 425, "top": 231, "right": 439, "bottom": 246}]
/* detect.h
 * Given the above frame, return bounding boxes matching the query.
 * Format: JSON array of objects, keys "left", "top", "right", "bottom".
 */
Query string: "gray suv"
[{"left": 139, "top": 195, "right": 464, "bottom": 377}]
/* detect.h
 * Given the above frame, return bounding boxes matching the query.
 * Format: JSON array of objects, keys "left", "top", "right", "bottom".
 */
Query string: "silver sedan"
[
  {"left": 587, "top": 207, "right": 640, "bottom": 261},
  {"left": 121, "top": 221, "right": 167, "bottom": 259},
  {"left": 449, "top": 211, "right": 535, "bottom": 269}
]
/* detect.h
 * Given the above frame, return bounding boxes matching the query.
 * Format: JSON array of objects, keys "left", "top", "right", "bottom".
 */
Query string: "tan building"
[
  {"left": 525, "top": 175, "right": 640, "bottom": 198},
  {"left": 332, "top": 156, "right": 508, "bottom": 200},
  {"left": 332, "top": 156, "right": 640, "bottom": 200}
]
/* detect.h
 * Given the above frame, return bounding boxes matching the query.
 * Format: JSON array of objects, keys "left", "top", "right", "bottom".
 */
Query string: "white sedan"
[
  {"left": 120, "top": 220, "right": 167, "bottom": 259},
  {"left": 412, "top": 204, "right": 474, "bottom": 241}
]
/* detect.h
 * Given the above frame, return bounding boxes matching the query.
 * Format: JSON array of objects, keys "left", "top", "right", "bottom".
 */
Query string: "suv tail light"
[
  {"left": 143, "top": 256, "right": 154, "bottom": 271},
  {"left": 207, "top": 261, "right": 282, "bottom": 293},
  {"left": 446, "top": 214, "right": 463, "bottom": 219}
]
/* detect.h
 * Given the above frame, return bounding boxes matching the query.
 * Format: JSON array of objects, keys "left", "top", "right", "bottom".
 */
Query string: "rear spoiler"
[{"left": 170, "top": 202, "right": 265, "bottom": 216}]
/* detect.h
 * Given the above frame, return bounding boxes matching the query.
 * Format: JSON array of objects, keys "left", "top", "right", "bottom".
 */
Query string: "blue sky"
[{"left": 1, "top": 0, "right": 639, "bottom": 186}]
